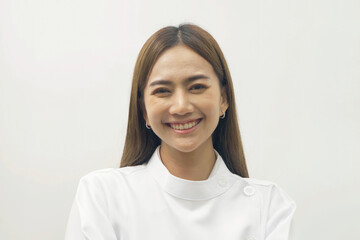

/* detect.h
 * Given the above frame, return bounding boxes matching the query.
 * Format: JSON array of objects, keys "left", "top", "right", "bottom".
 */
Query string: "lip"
[{"left": 166, "top": 118, "right": 202, "bottom": 134}]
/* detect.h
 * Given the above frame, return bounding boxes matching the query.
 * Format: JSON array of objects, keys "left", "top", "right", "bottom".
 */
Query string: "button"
[
  {"left": 217, "top": 176, "right": 228, "bottom": 188},
  {"left": 243, "top": 186, "right": 255, "bottom": 196}
]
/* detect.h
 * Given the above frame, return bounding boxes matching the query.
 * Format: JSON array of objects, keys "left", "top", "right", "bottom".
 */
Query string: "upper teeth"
[{"left": 170, "top": 120, "right": 200, "bottom": 130}]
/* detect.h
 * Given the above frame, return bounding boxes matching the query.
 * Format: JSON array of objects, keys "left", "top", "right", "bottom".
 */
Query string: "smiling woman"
[
  {"left": 65, "top": 24, "right": 296, "bottom": 240},
  {"left": 143, "top": 45, "right": 229, "bottom": 180},
  {"left": 122, "top": 24, "right": 248, "bottom": 179}
]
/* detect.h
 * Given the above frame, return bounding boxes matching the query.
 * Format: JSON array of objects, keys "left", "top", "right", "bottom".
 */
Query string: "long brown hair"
[{"left": 120, "top": 24, "right": 249, "bottom": 178}]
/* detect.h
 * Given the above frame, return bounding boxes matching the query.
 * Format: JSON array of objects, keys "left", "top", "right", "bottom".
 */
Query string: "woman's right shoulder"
[{"left": 78, "top": 164, "right": 148, "bottom": 186}]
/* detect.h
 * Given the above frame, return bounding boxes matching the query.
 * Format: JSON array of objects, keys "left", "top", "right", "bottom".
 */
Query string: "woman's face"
[{"left": 143, "top": 45, "right": 228, "bottom": 153}]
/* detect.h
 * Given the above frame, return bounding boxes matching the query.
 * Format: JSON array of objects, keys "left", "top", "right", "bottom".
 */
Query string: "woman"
[{"left": 65, "top": 24, "right": 296, "bottom": 240}]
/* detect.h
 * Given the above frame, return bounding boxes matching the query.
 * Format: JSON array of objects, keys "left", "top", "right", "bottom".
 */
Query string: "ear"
[
  {"left": 220, "top": 88, "right": 229, "bottom": 114},
  {"left": 142, "top": 103, "right": 149, "bottom": 125},
  {"left": 139, "top": 96, "right": 149, "bottom": 125},
  {"left": 143, "top": 113, "right": 149, "bottom": 125}
]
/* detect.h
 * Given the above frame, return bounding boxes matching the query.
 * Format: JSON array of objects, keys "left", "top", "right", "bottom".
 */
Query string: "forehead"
[{"left": 148, "top": 45, "right": 216, "bottom": 81}]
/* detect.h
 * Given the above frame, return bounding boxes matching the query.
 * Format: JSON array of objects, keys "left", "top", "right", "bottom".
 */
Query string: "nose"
[{"left": 169, "top": 89, "right": 194, "bottom": 116}]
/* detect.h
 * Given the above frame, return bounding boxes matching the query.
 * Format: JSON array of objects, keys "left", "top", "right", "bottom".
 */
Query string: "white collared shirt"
[{"left": 65, "top": 147, "right": 296, "bottom": 240}]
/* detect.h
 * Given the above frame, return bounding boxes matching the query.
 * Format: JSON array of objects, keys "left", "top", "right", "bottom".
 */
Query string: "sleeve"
[
  {"left": 264, "top": 185, "right": 296, "bottom": 240},
  {"left": 64, "top": 174, "right": 118, "bottom": 240}
]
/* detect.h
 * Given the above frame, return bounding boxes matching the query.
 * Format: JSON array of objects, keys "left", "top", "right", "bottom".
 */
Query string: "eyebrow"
[{"left": 149, "top": 74, "right": 210, "bottom": 87}]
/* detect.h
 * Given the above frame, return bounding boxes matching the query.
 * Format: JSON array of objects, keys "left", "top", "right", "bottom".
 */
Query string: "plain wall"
[{"left": 1, "top": 0, "right": 359, "bottom": 239}]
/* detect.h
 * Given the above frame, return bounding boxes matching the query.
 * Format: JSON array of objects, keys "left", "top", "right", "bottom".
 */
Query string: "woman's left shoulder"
[
  {"left": 241, "top": 177, "right": 296, "bottom": 207},
  {"left": 237, "top": 178, "right": 296, "bottom": 238}
]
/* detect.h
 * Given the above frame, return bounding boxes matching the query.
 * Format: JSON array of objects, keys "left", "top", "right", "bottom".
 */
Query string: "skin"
[{"left": 143, "top": 45, "right": 228, "bottom": 181}]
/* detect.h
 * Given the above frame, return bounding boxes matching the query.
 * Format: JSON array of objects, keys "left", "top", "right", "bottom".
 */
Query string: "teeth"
[{"left": 170, "top": 120, "right": 199, "bottom": 130}]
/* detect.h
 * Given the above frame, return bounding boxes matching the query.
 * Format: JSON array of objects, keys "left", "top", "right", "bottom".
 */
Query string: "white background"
[{"left": 1, "top": 0, "right": 359, "bottom": 239}]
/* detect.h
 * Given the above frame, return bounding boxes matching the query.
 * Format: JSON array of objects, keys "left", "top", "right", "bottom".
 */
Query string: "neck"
[{"left": 159, "top": 141, "right": 216, "bottom": 181}]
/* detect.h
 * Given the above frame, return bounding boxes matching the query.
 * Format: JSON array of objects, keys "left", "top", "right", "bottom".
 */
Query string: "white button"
[
  {"left": 217, "top": 176, "right": 228, "bottom": 187},
  {"left": 244, "top": 186, "right": 255, "bottom": 196}
]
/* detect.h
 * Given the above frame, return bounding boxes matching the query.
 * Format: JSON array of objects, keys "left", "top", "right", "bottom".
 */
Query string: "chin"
[
  {"left": 170, "top": 140, "right": 207, "bottom": 154},
  {"left": 161, "top": 141, "right": 198, "bottom": 153},
  {"left": 173, "top": 145, "right": 198, "bottom": 153},
  {"left": 174, "top": 146, "right": 199, "bottom": 153},
  {"left": 162, "top": 137, "right": 213, "bottom": 154}
]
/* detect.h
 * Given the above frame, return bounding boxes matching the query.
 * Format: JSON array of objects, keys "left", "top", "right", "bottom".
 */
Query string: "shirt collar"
[{"left": 146, "top": 146, "right": 238, "bottom": 201}]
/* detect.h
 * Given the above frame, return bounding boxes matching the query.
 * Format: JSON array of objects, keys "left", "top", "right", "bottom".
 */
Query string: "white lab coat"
[{"left": 65, "top": 147, "right": 296, "bottom": 240}]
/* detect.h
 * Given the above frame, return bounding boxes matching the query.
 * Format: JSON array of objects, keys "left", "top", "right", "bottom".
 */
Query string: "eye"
[
  {"left": 190, "top": 84, "right": 208, "bottom": 92},
  {"left": 152, "top": 88, "right": 171, "bottom": 96}
]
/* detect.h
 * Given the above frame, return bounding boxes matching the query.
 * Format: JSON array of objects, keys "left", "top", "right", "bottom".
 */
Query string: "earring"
[
  {"left": 145, "top": 122, "right": 151, "bottom": 129},
  {"left": 220, "top": 110, "right": 226, "bottom": 119}
]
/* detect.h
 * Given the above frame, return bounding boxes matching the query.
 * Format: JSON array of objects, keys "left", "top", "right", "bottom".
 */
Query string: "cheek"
[
  {"left": 144, "top": 99, "right": 167, "bottom": 122},
  {"left": 195, "top": 92, "right": 221, "bottom": 114},
  {"left": 206, "top": 104, "right": 221, "bottom": 120}
]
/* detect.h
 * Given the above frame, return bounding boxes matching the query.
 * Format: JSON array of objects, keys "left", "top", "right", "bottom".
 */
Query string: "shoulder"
[
  {"left": 239, "top": 178, "right": 296, "bottom": 237},
  {"left": 241, "top": 177, "right": 296, "bottom": 224},
  {"left": 77, "top": 165, "right": 147, "bottom": 190},
  {"left": 244, "top": 178, "right": 286, "bottom": 192},
  {"left": 240, "top": 177, "right": 296, "bottom": 208}
]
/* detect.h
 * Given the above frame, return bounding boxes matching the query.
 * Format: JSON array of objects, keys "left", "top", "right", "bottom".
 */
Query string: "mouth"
[{"left": 167, "top": 119, "right": 202, "bottom": 130}]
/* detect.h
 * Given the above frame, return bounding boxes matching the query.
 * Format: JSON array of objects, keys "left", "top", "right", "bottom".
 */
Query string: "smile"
[{"left": 168, "top": 119, "right": 201, "bottom": 130}]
